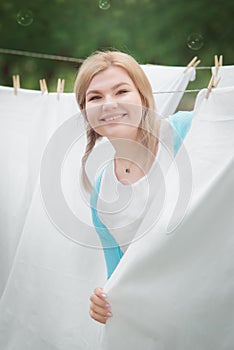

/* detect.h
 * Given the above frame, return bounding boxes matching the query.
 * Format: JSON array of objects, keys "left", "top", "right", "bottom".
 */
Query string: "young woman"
[{"left": 74, "top": 50, "right": 193, "bottom": 324}]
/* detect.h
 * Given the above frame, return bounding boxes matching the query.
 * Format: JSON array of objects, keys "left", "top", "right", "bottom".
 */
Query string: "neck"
[
  {"left": 111, "top": 136, "right": 158, "bottom": 184},
  {"left": 112, "top": 138, "right": 140, "bottom": 158}
]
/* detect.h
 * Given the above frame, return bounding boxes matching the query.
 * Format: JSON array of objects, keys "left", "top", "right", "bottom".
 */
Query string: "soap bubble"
[
  {"left": 17, "top": 10, "right": 33, "bottom": 26},
  {"left": 98, "top": 0, "right": 111, "bottom": 10},
  {"left": 187, "top": 33, "right": 204, "bottom": 51}
]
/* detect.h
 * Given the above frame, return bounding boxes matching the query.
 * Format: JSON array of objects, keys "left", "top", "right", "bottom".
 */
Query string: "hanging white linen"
[
  {"left": 211, "top": 65, "right": 234, "bottom": 87},
  {"left": 0, "top": 88, "right": 179, "bottom": 349},
  {"left": 0, "top": 113, "right": 108, "bottom": 349},
  {"left": 1, "top": 82, "right": 232, "bottom": 350},
  {"left": 99, "top": 86, "right": 234, "bottom": 350},
  {"left": 0, "top": 87, "right": 79, "bottom": 296},
  {"left": 0, "top": 181, "right": 107, "bottom": 350},
  {"left": 0, "top": 67, "right": 196, "bottom": 298},
  {"left": 141, "top": 64, "right": 196, "bottom": 117}
]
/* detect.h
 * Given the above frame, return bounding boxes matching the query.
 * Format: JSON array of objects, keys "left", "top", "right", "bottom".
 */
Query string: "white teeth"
[{"left": 103, "top": 114, "right": 124, "bottom": 122}]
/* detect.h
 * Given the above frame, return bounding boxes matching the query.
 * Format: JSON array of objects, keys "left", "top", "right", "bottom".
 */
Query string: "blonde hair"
[{"left": 74, "top": 50, "right": 159, "bottom": 191}]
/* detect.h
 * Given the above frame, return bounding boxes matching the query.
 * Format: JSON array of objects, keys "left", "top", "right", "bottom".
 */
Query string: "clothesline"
[
  {"left": 1, "top": 47, "right": 220, "bottom": 96},
  {"left": 2, "top": 84, "right": 205, "bottom": 95},
  {"left": 153, "top": 89, "right": 201, "bottom": 94},
  {"left": 0, "top": 47, "right": 212, "bottom": 70},
  {"left": 0, "top": 48, "right": 84, "bottom": 64}
]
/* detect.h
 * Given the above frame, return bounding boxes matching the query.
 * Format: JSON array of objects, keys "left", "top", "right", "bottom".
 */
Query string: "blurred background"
[{"left": 0, "top": 0, "right": 233, "bottom": 109}]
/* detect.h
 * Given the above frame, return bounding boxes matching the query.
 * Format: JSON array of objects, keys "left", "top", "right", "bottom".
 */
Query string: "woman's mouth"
[{"left": 101, "top": 114, "right": 126, "bottom": 122}]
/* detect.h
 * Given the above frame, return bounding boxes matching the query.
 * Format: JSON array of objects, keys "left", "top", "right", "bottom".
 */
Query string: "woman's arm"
[{"left": 89, "top": 287, "right": 113, "bottom": 324}]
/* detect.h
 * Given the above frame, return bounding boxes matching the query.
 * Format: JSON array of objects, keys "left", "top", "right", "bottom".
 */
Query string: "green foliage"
[{"left": 0, "top": 0, "right": 233, "bottom": 93}]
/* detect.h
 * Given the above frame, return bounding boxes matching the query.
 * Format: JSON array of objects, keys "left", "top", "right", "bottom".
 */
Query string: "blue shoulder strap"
[
  {"left": 169, "top": 111, "right": 193, "bottom": 155},
  {"left": 90, "top": 169, "right": 123, "bottom": 279}
]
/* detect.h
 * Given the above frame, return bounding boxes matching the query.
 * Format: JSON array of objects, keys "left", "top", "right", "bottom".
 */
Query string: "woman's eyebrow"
[
  {"left": 86, "top": 89, "right": 100, "bottom": 96},
  {"left": 111, "top": 82, "right": 131, "bottom": 90},
  {"left": 86, "top": 82, "right": 131, "bottom": 96}
]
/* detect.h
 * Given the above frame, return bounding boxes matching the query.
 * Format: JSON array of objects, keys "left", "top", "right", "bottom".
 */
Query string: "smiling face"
[{"left": 85, "top": 66, "right": 143, "bottom": 141}]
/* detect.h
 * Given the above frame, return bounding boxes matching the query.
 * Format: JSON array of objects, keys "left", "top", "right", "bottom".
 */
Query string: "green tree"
[{"left": 0, "top": 0, "right": 233, "bottom": 91}]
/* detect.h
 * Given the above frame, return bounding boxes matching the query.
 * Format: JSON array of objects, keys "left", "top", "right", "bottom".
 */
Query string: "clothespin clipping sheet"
[
  {"left": 205, "top": 73, "right": 221, "bottom": 99},
  {"left": 214, "top": 55, "right": 223, "bottom": 76},
  {"left": 39, "top": 79, "right": 48, "bottom": 94},
  {"left": 212, "top": 55, "right": 234, "bottom": 88},
  {"left": 57, "top": 78, "right": 65, "bottom": 99},
  {"left": 210, "top": 55, "right": 223, "bottom": 88},
  {"left": 141, "top": 58, "right": 199, "bottom": 118},
  {"left": 12, "top": 74, "right": 20, "bottom": 95},
  {"left": 184, "top": 56, "right": 201, "bottom": 73},
  {"left": 205, "top": 55, "right": 223, "bottom": 100}
]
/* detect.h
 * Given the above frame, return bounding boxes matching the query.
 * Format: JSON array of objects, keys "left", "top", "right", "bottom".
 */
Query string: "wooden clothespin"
[
  {"left": 214, "top": 55, "right": 223, "bottom": 75},
  {"left": 13, "top": 74, "right": 20, "bottom": 95},
  {"left": 214, "top": 76, "right": 221, "bottom": 88},
  {"left": 193, "top": 59, "right": 201, "bottom": 68},
  {"left": 205, "top": 73, "right": 221, "bottom": 99},
  {"left": 214, "top": 55, "right": 219, "bottom": 75},
  {"left": 57, "top": 78, "right": 65, "bottom": 99},
  {"left": 184, "top": 56, "right": 201, "bottom": 73},
  {"left": 205, "top": 74, "right": 215, "bottom": 99},
  {"left": 219, "top": 55, "right": 223, "bottom": 67},
  {"left": 214, "top": 55, "right": 223, "bottom": 87},
  {"left": 39, "top": 79, "right": 48, "bottom": 94}
]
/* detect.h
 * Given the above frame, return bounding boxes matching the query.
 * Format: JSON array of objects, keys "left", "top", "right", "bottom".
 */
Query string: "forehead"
[{"left": 87, "top": 66, "right": 135, "bottom": 91}]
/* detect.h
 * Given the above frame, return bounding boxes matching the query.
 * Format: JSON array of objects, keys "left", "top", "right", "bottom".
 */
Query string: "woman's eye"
[
  {"left": 88, "top": 95, "right": 101, "bottom": 101},
  {"left": 117, "top": 89, "right": 128, "bottom": 95}
]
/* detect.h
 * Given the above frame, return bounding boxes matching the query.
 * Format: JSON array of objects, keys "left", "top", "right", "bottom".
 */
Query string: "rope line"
[
  {"left": 0, "top": 48, "right": 84, "bottom": 64},
  {"left": 0, "top": 48, "right": 213, "bottom": 94},
  {"left": 153, "top": 89, "right": 202, "bottom": 95},
  {"left": 0, "top": 48, "right": 212, "bottom": 69}
]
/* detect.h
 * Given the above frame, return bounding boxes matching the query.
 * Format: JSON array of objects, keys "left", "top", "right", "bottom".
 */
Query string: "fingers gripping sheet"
[
  {"left": 141, "top": 64, "right": 196, "bottom": 118},
  {"left": 100, "top": 87, "right": 234, "bottom": 350}
]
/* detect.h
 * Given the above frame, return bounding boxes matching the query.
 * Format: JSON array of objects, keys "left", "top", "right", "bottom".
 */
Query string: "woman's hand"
[{"left": 89, "top": 287, "right": 113, "bottom": 324}]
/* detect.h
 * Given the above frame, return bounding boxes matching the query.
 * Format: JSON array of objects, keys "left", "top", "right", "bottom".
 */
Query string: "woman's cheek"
[{"left": 86, "top": 105, "right": 101, "bottom": 129}]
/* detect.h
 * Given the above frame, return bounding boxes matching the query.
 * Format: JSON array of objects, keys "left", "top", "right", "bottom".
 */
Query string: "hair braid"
[{"left": 81, "top": 127, "right": 101, "bottom": 191}]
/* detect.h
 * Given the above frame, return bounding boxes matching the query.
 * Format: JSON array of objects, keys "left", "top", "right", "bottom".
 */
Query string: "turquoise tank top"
[{"left": 90, "top": 111, "right": 193, "bottom": 279}]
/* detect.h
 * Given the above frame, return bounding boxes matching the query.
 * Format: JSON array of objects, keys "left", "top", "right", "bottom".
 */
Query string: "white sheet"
[
  {"left": 141, "top": 64, "right": 196, "bottom": 117},
  {"left": 0, "top": 113, "right": 108, "bottom": 349},
  {"left": 100, "top": 86, "right": 234, "bottom": 350},
  {"left": 211, "top": 65, "right": 234, "bottom": 87},
  {"left": 0, "top": 87, "right": 79, "bottom": 296},
  {"left": 1, "top": 84, "right": 233, "bottom": 350},
  {"left": 0, "top": 70, "right": 196, "bottom": 297},
  {"left": 0, "top": 179, "right": 106, "bottom": 349}
]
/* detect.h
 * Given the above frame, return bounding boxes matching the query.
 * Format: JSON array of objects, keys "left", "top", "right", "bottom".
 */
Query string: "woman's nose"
[{"left": 102, "top": 96, "right": 118, "bottom": 111}]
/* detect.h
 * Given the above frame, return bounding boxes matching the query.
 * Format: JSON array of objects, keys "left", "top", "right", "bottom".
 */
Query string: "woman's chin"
[{"left": 96, "top": 124, "right": 139, "bottom": 140}]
